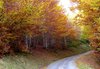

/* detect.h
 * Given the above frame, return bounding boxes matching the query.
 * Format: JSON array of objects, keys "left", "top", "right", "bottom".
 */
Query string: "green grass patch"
[{"left": 77, "top": 63, "right": 93, "bottom": 69}]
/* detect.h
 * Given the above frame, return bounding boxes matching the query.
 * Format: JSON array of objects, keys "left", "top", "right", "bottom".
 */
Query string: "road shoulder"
[{"left": 76, "top": 51, "right": 100, "bottom": 69}]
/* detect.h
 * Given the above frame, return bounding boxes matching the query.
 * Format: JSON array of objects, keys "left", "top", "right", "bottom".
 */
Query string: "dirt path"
[{"left": 47, "top": 51, "right": 92, "bottom": 69}]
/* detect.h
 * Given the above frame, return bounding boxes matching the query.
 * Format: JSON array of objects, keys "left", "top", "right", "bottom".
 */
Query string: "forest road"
[{"left": 47, "top": 51, "right": 92, "bottom": 69}]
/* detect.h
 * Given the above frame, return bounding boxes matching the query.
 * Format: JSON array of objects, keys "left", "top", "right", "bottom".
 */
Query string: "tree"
[
  {"left": 0, "top": 0, "right": 80, "bottom": 54},
  {"left": 72, "top": 0, "right": 100, "bottom": 50}
]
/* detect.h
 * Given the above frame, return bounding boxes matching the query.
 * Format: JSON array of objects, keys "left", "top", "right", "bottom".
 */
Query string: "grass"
[
  {"left": 77, "top": 63, "right": 93, "bottom": 69},
  {"left": 0, "top": 45, "right": 90, "bottom": 69},
  {"left": 76, "top": 51, "right": 100, "bottom": 69}
]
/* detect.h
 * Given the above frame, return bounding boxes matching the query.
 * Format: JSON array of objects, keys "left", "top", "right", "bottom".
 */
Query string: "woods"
[
  {"left": 72, "top": 0, "right": 100, "bottom": 51},
  {"left": 0, "top": 0, "right": 99, "bottom": 55},
  {"left": 0, "top": 0, "right": 80, "bottom": 54},
  {"left": 0, "top": 0, "right": 100, "bottom": 69}
]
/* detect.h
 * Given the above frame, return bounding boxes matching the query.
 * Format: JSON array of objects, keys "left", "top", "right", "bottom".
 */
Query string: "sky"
[{"left": 59, "top": 0, "right": 79, "bottom": 19}]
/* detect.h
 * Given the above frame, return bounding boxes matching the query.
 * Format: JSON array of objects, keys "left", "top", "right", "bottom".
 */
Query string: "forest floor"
[
  {"left": 0, "top": 45, "right": 90, "bottom": 69},
  {"left": 76, "top": 51, "right": 100, "bottom": 69}
]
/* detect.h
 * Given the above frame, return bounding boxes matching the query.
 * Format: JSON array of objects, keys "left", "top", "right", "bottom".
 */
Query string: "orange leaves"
[
  {"left": 0, "top": 0, "right": 81, "bottom": 53},
  {"left": 73, "top": 0, "right": 100, "bottom": 50}
]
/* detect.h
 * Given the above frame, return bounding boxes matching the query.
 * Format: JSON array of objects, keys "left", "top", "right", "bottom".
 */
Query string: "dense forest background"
[{"left": 0, "top": 0, "right": 100, "bottom": 55}]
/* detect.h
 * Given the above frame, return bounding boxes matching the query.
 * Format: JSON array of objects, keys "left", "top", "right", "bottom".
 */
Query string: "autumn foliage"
[
  {"left": 0, "top": 0, "right": 81, "bottom": 54},
  {"left": 73, "top": 0, "right": 100, "bottom": 51}
]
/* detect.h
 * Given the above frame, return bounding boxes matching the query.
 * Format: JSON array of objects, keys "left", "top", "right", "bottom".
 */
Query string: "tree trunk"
[
  {"left": 33, "top": 37, "right": 36, "bottom": 48},
  {"left": 45, "top": 35, "right": 48, "bottom": 49},
  {"left": 64, "top": 36, "right": 67, "bottom": 47},
  {"left": 43, "top": 33, "right": 48, "bottom": 49},
  {"left": 50, "top": 37, "right": 55, "bottom": 48},
  {"left": 25, "top": 35, "right": 29, "bottom": 49}
]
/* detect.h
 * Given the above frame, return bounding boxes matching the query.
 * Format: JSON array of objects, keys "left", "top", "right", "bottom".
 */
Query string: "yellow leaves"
[
  {"left": 2, "top": 0, "right": 75, "bottom": 37},
  {"left": 0, "top": 0, "right": 3, "bottom": 9},
  {"left": 98, "top": 27, "right": 100, "bottom": 32}
]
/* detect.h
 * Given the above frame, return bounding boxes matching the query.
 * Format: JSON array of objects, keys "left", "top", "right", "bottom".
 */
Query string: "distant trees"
[
  {"left": 0, "top": 0, "right": 79, "bottom": 54},
  {"left": 72, "top": 0, "right": 100, "bottom": 51}
]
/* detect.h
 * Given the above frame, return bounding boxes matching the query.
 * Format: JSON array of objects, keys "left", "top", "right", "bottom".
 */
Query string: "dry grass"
[
  {"left": 0, "top": 46, "right": 89, "bottom": 69},
  {"left": 76, "top": 51, "right": 100, "bottom": 69}
]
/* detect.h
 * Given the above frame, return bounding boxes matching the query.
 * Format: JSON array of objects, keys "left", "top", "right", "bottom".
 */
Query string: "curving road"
[{"left": 47, "top": 51, "right": 92, "bottom": 69}]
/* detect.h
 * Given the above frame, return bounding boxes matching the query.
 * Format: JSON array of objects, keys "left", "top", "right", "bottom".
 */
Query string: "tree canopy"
[
  {"left": 72, "top": 0, "right": 100, "bottom": 50},
  {"left": 0, "top": 0, "right": 80, "bottom": 54}
]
